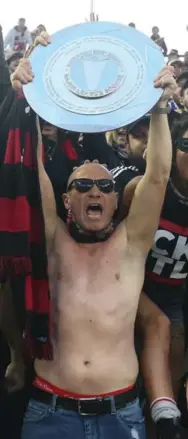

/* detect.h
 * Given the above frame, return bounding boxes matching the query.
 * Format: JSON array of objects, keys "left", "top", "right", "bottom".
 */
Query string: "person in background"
[
  {"left": 31, "top": 24, "right": 47, "bottom": 43},
  {"left": 143, "top": 116, "right": 188, "bottom": 400},
  {"left": 124, "top": 116, "right": 150, "bottom": 159},
  {"left": 4, "top": 18, "right": 32, "bottom": 53},
  {"left": 106, "top": 127, "right": 128, "bottom": 156},
  {"left": 106, "top": 115, "right": 149, "bottom": 172},
  {"left": 150, "top": 26, "right": 168, "bottom": 56},
  {"left": 36, "top": 24, "right": 46, "bottom": 34},
  {"left": 113, "top": 115, "right": 188, "bottom": 402},
  {"left": 6, "top": 51, "right": 22, "bottom": 75},
  {"left": 177, "top": 71, "right": 188, "bottom": 87},
  {"left": 172, "top": 71, "right": 188, "bottom": 112},
  {"left": 128, "top": 22, "right": 136, "bottom": 28},
  {"left": 168, "top": 58, "right": 184, "bottom": 79}
]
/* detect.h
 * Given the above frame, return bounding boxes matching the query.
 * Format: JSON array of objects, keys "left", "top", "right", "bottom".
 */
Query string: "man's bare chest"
[{"left": 49, "top": 233, "right": 143, "bottom": 315}]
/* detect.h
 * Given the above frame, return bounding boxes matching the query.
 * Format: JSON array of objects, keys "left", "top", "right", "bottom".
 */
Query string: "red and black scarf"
[{"left": 0, "top": 90, "right": 55, "bottom": 359}]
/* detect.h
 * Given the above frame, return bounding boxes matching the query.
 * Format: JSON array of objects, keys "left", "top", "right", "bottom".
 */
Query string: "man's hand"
[
  {"left": 4, "top": 359, "right": 25, "bottom": 393},
  {"left": 24, "top": 30, "right": 51, "bottom": 58},
  {"left": 154, "top": 66, "right": 177, "bottom": 105},
  {"left": 11, "top": 58, "right": 34, "bottom": 90},
  {"left": 33, "top": 31, "right": 51, "bottom": 48}
]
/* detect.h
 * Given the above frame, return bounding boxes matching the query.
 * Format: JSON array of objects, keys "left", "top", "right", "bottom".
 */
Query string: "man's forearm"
[
  {"left": 140, "top": 313, "right": 174, "bottom": 402},
  {"left": 146, "top": 106, "right": 172, "bottom": 183},
  {"left": 0, "top": 282, "right": 23, "bottom": 362}
]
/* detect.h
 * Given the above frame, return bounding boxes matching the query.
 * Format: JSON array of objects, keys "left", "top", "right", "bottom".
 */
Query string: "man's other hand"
[
  {"left": 11, "top": 58, "right": 34, "bottom": 90},
  {"left": 34, "top": 31, "right": 51, "bottom": 48},
  {"left": 154, "top": 66, "right": 177, "bottom": 105}
]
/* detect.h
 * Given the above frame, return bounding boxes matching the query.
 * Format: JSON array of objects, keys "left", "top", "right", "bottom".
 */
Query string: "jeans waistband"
[{"left": 31, "top": 381, "right": 138, "bottom": 415}]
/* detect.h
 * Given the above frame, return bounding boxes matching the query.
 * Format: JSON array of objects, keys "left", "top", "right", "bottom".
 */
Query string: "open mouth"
[{"left": 86, "top": 203, "right": 103, "bottom": 219}]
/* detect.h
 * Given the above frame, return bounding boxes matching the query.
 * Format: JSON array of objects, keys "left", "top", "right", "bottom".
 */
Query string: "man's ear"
[{"left": 62, "top": 193, "right": 71, "bottom": 211}]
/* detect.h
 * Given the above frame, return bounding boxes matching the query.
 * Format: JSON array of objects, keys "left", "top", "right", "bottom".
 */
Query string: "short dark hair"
[{"left": 37, "top": 24, "right": 46, "bottom": 30}]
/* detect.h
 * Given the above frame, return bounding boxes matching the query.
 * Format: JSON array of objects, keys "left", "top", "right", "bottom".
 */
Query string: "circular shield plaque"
[{"left": 23, "top": 22, "right": 165, "bottom": 133}]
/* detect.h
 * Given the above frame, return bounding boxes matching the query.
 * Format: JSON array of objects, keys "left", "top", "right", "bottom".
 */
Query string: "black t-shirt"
[
  {"left": 144, "top": 179, "right": 188, "bottom": 308},
  {"left": 111, "top": 162, "right": 143, "bottom": 192},
  {"left": 112, "top": 165, "right": 188, "bottom": 311}
]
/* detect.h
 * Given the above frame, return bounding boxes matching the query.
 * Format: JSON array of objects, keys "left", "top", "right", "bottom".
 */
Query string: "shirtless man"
[{"left": 11, "top": 56, "right": 175, "bottom": 439}]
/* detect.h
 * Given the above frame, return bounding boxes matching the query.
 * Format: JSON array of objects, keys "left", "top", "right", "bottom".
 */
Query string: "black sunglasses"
[
  {"left": 67, "top": 178, "right": 115, "bottom": 194},
  {"left": 178, "top": 138, "right": 188, "bottom": 152}
]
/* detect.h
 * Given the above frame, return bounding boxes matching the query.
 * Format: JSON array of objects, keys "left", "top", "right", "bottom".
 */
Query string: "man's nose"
[{"left": 88, "top": 184, "right": 101, "bottom": 197}]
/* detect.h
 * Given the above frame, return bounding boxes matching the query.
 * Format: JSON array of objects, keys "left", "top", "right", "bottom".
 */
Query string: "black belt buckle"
[{"left": 78, "top": 398, "right": 112, "bottom": 416}]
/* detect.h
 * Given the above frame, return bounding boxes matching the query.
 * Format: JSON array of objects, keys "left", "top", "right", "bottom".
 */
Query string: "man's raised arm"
[
  {"left": 11, "top": 57, "right": 58, "bottom": 252},
  {"left": 36, "top": 117, "right": 57, "bottom": 251},
  {"left": 126, "top": 67, "right": 176, "bottom": 254}
]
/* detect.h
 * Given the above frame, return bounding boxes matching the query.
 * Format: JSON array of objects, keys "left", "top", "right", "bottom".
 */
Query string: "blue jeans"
[{"left": 21, "top": 396, "right": 146, "bottom": 439}]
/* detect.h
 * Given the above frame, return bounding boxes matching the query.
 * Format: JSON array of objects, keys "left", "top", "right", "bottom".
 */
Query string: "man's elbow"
[{"left": 147, "top": 167, "right": 170, "bottom": 185}]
